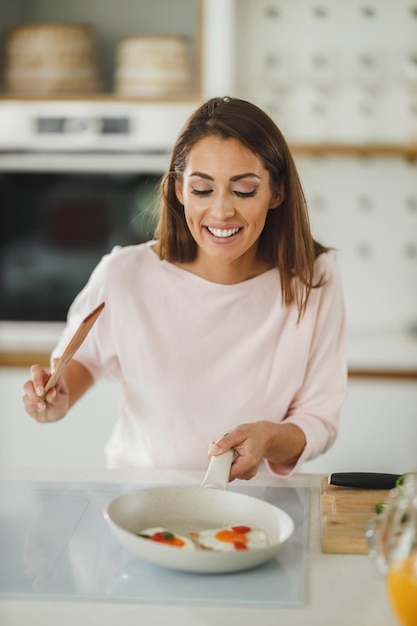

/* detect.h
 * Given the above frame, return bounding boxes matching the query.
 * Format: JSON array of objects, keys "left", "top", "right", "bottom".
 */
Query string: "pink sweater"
[{"left": 52, "top": 241, "right": 347, "bottom": 474}]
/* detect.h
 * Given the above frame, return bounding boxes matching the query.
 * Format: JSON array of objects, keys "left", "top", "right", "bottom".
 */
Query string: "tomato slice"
[
  {"left": 231, "top": 525, "right": 251, "bottom": 534},
  {"left": 234, "top": 541, "right": 248, "bottom": 550}
]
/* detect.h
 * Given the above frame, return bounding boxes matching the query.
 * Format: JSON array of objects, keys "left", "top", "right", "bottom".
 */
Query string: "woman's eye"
[
  {"left": 234, "top": 190, "right": 257, "bottom": 198},
  {"left": 190, "top": 188, "right": 257, "bottom": 198},
  {"left": 191, "top": 188, "right": 212, "bottom": 197}
]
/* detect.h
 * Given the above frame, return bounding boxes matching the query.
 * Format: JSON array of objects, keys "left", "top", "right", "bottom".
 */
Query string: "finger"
[
  {"left": 208, "top": 439, "right": 241, "bottom": 458},
  {"left": 229, "top": 453, "right": 259, "bottom": 481},
  {"left": 233, "top": 471, "right": 256, "bottom": 481},
  {"left": 22, "top": 379, "right": 36, "bottom": 398},
  {"left": 22, "top": 381, "right": 46, "bottom": 410},
  {"left": 209, "top": 429, "right": 244, "bottom": 455},
  {"left": 208, "top": 441, "right": 221, "bottom": 456},
  {"left": 231, "top": 464, "right": 258, "bottom": 481},
  {"left": 22, "top": 391, "right": 46, "bottom": 420},
  {"left": 30, "top": 364, "right": 48, "bottom": 397},
  {"left": 45, "top": 387, "right": 57, "bottom": 404}
]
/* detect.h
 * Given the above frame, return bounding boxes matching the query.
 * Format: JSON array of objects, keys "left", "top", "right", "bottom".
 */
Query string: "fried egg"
[
  {"left": 191, "top": 524, "right": 268, "bottom": 552},
  {"left": 137, "top": 527, "right": 196, "bottom": 549}
]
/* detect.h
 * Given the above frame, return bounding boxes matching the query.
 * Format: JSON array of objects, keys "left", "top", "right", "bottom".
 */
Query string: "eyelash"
[{"left": 191, "top": 189, "right": 257, "bottom": 198}]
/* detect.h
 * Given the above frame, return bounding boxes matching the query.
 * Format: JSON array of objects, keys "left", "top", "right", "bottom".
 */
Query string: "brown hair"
[{"left": 156, "top": 96, "right": 329, "bottom": 320}]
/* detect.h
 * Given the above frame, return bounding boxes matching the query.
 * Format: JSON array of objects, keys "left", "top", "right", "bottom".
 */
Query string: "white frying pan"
[{"left": 104, "top": 450, "right": 294, "bottom": 574}]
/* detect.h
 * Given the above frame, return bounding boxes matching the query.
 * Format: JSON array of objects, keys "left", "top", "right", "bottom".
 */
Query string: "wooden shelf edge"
[
  {"left": 1, "top": 352, "right": 416, "bottom": 380},
  {"left": 0, "top": 93, "right": 201, "bottom": 104},
  {"left": 348, "top": 368, "right": 417, "bottom": 381},
  {"left": 0, "top": 352, "right": 49, "bottom": 368},
  {"left": 290, "top": 143, "right": 417, "bottom": 160}
]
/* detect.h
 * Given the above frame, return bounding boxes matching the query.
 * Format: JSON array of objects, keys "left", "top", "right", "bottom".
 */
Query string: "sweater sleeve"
[
  {"left": 267, "top": 254, "right": 348, "bottom": 476},
  {"left": 51, "top": 247, "right": 119, "bottom": 382}
]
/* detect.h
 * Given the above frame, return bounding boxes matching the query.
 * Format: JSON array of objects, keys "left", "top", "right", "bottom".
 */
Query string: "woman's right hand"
[{"left": 22, "top": 362, "right": 70, "bottom": 423}]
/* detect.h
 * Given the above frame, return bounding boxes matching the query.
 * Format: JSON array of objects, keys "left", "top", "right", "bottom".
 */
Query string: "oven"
[
  {"left": 0, "top": 100, "right": 196, "bottom": 354},
  {"left": 0, "top": 100, "right": 195, "bottom": 338}
]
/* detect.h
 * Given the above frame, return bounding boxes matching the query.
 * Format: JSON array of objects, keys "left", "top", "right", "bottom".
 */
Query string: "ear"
[
  {"left": 175, "top": 178, "right": 184, "bottom": 205},
  {"left": 269, "top": 185, "right": 285, "bottom": 209}
]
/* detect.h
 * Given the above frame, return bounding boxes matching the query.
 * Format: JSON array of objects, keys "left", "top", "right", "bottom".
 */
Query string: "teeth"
[{"left": 207, "top": 227, "right": 240, "bottom": 238}]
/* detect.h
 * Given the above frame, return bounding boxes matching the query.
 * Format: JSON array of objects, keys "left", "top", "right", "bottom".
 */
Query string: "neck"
[{"left": 178, "top": 250, "right": 273, "bottom": 285}]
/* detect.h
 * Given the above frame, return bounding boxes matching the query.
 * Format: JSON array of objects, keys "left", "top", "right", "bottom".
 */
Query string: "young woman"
[{"left": 23, "top": 97, "right": 347, "bottom": 481}]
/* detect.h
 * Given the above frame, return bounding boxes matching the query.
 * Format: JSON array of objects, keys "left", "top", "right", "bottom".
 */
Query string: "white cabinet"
[{"left": 302, "top": 378, "right": 417, "bottom": 475}]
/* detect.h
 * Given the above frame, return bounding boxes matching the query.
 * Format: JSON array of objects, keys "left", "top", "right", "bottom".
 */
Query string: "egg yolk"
[{"left": 215, "top": 525, "right": 252, "bottom": 550}]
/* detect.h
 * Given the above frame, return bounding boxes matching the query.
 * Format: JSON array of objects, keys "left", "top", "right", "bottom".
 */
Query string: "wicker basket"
[
  {"left": 4, "top": 23, "right": 101, "bottom": 95},
  {"left": 114, "top": 34, "right": 193, "bottom": 97}
]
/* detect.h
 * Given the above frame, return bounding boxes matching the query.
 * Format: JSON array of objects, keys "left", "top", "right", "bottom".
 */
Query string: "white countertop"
[{"left": 0, "top": 468, "right": 398, "bottom": 626}]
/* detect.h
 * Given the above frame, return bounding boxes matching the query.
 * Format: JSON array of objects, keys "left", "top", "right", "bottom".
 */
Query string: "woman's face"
[{"left": 175, "top": 135, "right": 282, "bottom": 280}]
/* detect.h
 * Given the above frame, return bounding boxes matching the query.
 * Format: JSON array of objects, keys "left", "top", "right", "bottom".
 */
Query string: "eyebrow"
[{"left": 189, "top": 171, "right": 261, "bottom": 182}]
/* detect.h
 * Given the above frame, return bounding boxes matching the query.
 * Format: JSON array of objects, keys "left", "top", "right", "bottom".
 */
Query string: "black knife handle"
[{"left": 328, "top": 472, "right": 400, "bottom": 489}]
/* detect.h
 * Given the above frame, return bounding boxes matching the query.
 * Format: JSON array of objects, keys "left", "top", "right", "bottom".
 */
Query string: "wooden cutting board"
[{"left": 320, "top": 476, "right": 390, "bottom": 554}]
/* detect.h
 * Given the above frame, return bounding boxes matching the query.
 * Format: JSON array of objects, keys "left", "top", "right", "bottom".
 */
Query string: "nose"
[{"left": 209, "top": 192, "right": 235, "bottom": 220}]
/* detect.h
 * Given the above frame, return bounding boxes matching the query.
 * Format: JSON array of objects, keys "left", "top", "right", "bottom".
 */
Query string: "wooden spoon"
[{"left": 43, "top": 302, "right": 105, "bottom": 397}]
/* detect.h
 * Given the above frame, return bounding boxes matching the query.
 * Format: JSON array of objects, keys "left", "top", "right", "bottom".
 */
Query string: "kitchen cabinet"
[
  {"left": 0, "top": 367, "right": 119, "bottom": 468},
  {"left": 0, "top": 0, "right": 203, "bottom": 100},
  {"left": 302, "top": 377, "right": 417, "bottom": 475}
]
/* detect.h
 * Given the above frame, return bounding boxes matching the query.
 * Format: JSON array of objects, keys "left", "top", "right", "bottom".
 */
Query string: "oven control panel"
[
  {"left": 36, "top": 116, "right": 130, "bottom": 136},
  {"left": 0, "top": 100, "right": 197, "bottom": 152}
]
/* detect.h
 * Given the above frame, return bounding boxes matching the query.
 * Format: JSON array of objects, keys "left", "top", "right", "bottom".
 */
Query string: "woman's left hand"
[
  {"left": 208, "top": 421, "right": 276, "bottom": 481},
  {"left": 208, "top": 420, "right": 306, "bottom": 481}
]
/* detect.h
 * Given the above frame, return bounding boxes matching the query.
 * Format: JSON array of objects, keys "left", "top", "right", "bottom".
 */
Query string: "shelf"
[
  {"left": 0, "top": 93, "right": 201, "bottom": 104},
  {"left": 348, "top": 368, "right": 417, "bottom": 380},
  {"left": 0, "top": 351, "right": 50, "bottom": 368},
  {"left": 2, "top": 351, "right": 416, "bottom": 379},
  {"left": 0, "top": 94, "right": 415, "bottom": 159},
  {"left": 289, "top": 143, "right": 417, "bottom": 161}
]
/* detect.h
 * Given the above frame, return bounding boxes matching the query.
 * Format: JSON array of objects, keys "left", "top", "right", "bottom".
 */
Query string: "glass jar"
[{"left": 367, "top": 473, "right": 417, "bottom": 626}]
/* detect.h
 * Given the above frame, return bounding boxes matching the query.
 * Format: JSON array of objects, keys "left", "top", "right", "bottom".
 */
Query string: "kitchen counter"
[{"left": 0, "top": 468, "right": 398, "bottom": 626}]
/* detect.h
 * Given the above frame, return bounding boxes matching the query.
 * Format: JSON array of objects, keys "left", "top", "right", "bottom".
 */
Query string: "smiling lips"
[{"left": 206, "top": 226, "right": 241, "bottom": 238}]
